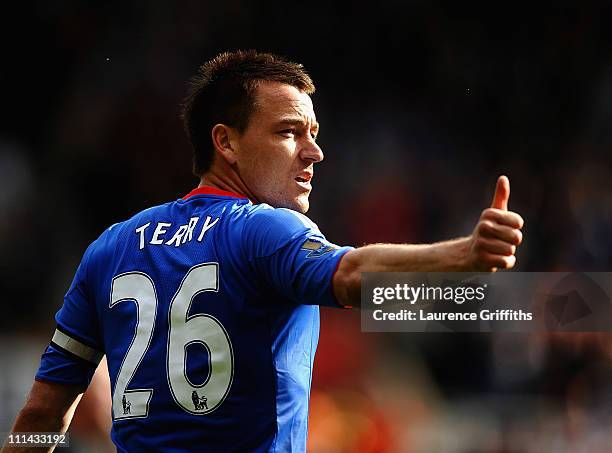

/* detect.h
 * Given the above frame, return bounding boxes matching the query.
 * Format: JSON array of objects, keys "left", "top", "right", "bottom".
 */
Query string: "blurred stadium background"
[{"left": 2, "top": 1, "right": 612, "bottom": 452}]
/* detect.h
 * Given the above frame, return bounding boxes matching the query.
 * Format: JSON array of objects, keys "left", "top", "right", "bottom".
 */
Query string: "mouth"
[{"left": 295, "top": 172, "right": 313, "bottom": 190}]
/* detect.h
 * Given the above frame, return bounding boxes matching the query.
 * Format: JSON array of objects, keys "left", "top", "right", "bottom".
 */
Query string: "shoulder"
[
  {"left": 239, "top": 204, "right": 324, "bottom": 259},
  {"left": 243, "top": 203, "right": 321, "bottom": 234}
]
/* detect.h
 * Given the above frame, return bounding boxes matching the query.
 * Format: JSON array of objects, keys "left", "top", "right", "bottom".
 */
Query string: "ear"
[{"left": 211, "top": 124, "right": 239, "bottom": 165}]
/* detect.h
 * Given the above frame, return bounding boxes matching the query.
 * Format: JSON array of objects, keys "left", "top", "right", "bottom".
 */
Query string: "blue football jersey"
[{"left": 35, "top": 186, "right": 353, "bottom": 452}]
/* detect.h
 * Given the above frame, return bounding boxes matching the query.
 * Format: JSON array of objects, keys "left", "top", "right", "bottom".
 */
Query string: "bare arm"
[
  {"left": 1, "top": 380, "right": 84, "bottom": 453},
  {"left": 333, "top": 176, "right": 524, "bottom": 307}
]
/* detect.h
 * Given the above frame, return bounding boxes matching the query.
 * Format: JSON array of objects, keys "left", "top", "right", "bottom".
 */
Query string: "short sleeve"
[
  {"left": 36, "top": 241, "right": 104, "bottom": 387},
  {"left": 243, "top": 206, "right": 353, "bottom": 307}
]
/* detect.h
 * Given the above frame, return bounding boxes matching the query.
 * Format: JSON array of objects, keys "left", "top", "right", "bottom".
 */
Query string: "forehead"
[{"left": 252, "top": 81, "right": 315, "bottom": 121}]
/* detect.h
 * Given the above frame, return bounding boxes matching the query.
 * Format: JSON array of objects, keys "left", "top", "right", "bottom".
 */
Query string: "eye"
[
  {"left": 311, "top": 132, "right": 318, "bottom": 141},
  {"left": 278, "top": 129, "right": 296, "bottom": 137}
]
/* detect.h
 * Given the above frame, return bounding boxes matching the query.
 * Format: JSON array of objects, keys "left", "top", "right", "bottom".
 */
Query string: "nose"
[{"left": 300, "top": 139, "right": 324, "bottom": 163}]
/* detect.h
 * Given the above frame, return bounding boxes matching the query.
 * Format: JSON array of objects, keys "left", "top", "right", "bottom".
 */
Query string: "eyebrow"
[{"left": 276, "top": 117, "right": 319, "bottom": 131}]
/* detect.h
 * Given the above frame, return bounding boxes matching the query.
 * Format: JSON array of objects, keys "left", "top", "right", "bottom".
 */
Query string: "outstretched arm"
[
  {"left": 1, "top": 380, "right": 84, "bottom": 453},
  {"left": 333, "top": 176, "right": 524, "bottom": 307}
]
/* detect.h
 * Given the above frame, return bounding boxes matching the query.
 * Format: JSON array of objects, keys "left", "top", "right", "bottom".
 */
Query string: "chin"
[{"left": 295, "top": 203, "right": 309, "bottom": 214}]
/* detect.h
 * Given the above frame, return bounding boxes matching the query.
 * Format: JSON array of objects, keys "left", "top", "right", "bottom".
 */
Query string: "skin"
[
  {"left": 202, "top": 81, "right": 323, "bottom": 213},
  {"left": 1, "top": 381, "right": 83, "bottom": 452},
  {"left": 3, "top": 80, "right": 525, "bottom": 446}
]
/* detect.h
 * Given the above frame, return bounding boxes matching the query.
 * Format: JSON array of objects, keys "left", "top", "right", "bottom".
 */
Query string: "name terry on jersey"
[{"left": 135, "top": 216, "right": 219, "bottom": 250}]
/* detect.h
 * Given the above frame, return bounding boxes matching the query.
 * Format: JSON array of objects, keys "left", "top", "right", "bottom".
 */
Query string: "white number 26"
[{"left": 109, "top": 263, "right": 233, "bottom": 420}]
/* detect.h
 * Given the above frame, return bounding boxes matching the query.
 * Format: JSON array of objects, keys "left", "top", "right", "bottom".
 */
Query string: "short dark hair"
[{"left": 181, "top": 50, "right": 315, "bottom": 176}]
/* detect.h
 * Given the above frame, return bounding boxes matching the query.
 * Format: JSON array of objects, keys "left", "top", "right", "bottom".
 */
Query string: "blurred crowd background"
[{"left": 2, "top": 1, "right": 612, "bottom": 452}]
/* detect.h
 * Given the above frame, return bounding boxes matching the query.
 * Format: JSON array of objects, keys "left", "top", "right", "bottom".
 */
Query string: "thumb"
[{"left": 491, "top": 175, "right": 510, "bottom": 211}]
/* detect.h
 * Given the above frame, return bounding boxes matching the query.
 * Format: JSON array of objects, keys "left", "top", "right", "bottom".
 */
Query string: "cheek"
[
  {"left": 261, "top": 142, "right": 296, "bottom": 172},
  {"left": 240, "top": 136, "right": 297, "bottom": 187}
]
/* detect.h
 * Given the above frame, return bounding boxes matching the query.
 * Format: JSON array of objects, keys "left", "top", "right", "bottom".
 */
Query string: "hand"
[{"left": 466, "top": 175, "right": 524, "bottom": 271}]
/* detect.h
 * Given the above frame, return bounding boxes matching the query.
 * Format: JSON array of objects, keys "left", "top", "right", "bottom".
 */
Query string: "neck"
[{"left": 198, "top": 161, "right": 258, "bottom": 203}]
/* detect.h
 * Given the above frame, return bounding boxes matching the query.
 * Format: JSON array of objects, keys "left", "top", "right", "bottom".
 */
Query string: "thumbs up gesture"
[{"left": 467, "top": 176, "right": 524, "bottom": 271}]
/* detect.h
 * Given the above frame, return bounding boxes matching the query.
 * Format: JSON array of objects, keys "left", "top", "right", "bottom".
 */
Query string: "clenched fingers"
[
  {"left": 480, "top": 208, "right": 524, "bottom": 229},
  {"left": 480, "top": 252, "right": 516, "bottom": 270},
  {"left": 475, "top": 237, "right": 516, "bottom": 256},
  {"left": 477, "top": 220, "right": 523, "bottom": 245}
]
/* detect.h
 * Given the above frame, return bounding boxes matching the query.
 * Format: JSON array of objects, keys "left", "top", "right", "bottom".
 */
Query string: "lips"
[
  {"left": 295, "top": 172, "right": 312, "bottom": 183},
  {"left": 294, "top": 172, "right": 313, "bottom": 192}
]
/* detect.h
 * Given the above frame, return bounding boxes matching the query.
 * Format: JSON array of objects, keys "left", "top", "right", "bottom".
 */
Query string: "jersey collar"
[{"left": 182, "top": 186, "right": 249, "bottom": 200}]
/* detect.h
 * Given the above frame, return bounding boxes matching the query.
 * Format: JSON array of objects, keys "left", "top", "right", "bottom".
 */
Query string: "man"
[{"left": 3, "top": 50, "right": 523, "bottom": 452}]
